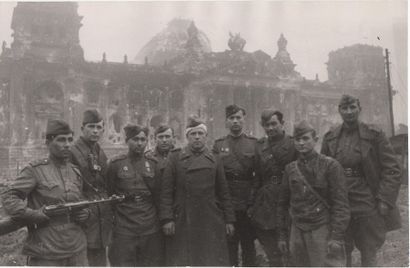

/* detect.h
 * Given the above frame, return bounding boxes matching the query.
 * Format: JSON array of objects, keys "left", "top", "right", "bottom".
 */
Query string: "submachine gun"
[{"left": 0, "top": 194, "right": 125, "bottom": 236}]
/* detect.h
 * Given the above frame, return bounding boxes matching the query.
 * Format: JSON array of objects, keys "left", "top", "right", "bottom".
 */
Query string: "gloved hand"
[
  {"left": 72, "top": 208, "right": 90, "bottom": 224},
  {"left": 162, "top": 221, "right": 175, "bottom": 236},
  {"left": 226, "top": 223, "right": 235, "bottom": 236},
  {"left": 377, "top": 200, "right": 389, "bottom": 216},
  {"left": 25, "top": 207, "right": 50, "bottom": 224},
  {"left": 278, "top": 240, "right": 288, "bottom": 254},
  {"left": 327, "top": 240, "right": 343, "bottom": 256}
]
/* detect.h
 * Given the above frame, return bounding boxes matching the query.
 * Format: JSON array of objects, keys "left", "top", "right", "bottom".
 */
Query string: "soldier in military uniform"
[
  {"left": 146, "top": 125, "right": 175, "bottom": 175},
  {"left": 251, "top": 110, "right": 297, "bottom": 266},
  {"left": 277, "top": 121, "right": 350, "bottom": 267},
  {"left": 160, "top": 116, "right": 235, "bottom": 266},
  {"left": 70, "top": 109, "right": 112, "bottom": 266},
  {"left": 1, "top": 119, "right": 90, "bottom": 266},
  {"left": 212, "top": 104, "right": 257, "bottom": 266},
  {"left": 321, "top": 95, "right": 402, "bottom": 266},
  {"left": 107, "top": 124, "right": 164, "bottom": 266}
]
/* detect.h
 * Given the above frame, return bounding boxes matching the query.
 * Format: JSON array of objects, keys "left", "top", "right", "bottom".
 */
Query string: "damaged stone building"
[{"left": 0, "top": 2, "right": 392, "bottom": 177}]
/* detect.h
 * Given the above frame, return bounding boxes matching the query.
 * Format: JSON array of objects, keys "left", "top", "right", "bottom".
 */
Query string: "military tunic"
[
  {"left": 278, "top": 151, "right": 350, "bottom": 266},
  {"left": 1, "top": 157, "right": 87, "bottom": 261},
  {"left": 70, "top": 137, "right": 112, "bottom": 251},
  {"left": 251, "top": 134, "right": 297, "bottom": 266},
  {"left": 213, "top": 133, "right": 257, "bottom": 266},
  {"left": 160, "top": 146, "right": 235, "bottom": 266},
  {"left": 106, "top": 152, "right": 163, "bottom": 266},
  {"left": 321, "top": 122, "right": 402, "bottom": 266}
]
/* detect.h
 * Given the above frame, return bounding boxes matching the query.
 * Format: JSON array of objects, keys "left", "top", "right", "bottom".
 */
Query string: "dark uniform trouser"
[
  {"left": 227, "top": 210, "right": 256, "bottom": 266},
  {"left": 345, "top": 213, "right": 386, "bottom": 267},
  {"left": 87, "top": 247, "right": 107, "bottom": 266},
  {"left": 255, "top": 228, "right": 283, "bottom": 266},
  {"left": 289, "top": 224, "right": 329, "bottom": 267},
  {"left": 108, "top": 231, "right": 164, "bottom": 267},
  {"left": 28, "top": 250, "right": 88, "bottom": 266}
]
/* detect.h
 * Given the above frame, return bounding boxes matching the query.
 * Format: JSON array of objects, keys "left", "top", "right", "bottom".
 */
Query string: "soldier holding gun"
[{"left": 1, "top": 119, "right": 90, "bottom": 266}]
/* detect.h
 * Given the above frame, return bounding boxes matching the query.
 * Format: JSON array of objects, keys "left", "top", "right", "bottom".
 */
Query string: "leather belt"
[
  {"left": 28, "top": 215, "right": 73, "bottom": 231},
  {"left": 343, "top": 167, "right": 363, "bottom": 177}
]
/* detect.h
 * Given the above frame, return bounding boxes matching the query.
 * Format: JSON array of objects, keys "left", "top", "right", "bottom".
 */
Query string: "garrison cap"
[
  {"left": 225, "top": 104, "right": 246, "bottom": 118},
  {"left": 82, "top": 109, "right": 103, "bottom": 125},
  {"left": 46, "top": 119, "right": 73, "bottom": 137},
  {"left": 339, "top": 94, "right": 360, "bottom": 107},
  {"left": 124, "top": 124, "right": 149, "bottom": 142},
  {"left": 293, "top": 120, "right": 316, "bottom": 138}
]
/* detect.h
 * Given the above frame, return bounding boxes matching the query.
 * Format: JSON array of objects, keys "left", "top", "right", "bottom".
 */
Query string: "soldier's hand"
[
  {"left": 327, "top": 240, "right": 343, "bottom": 256},
  {"left": 26, "top": 207, "right": 50, "bottom": 223},
  {"left": 163, "top": 221, "right": 175, "bottom": 236},
  {"left": 72, "top": 208, "right": 90, "bottom": 224},
  {"left": 377, "top": 200, "right": 389, "bottom": 216},
  {"left": 226, "top": 223, "right": 235, "bottom": 236},
  {"left": 278, "top": 240, "right": 288, "bottom": 254}
]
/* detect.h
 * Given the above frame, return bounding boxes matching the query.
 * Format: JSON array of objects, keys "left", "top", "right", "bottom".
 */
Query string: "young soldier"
[
  {"left": 2, "top": 119, "right": 89, "bottom": 266},
  {"left": 251, "top": 110, "right": 297, "bottom": 266},
  {"left": 146, "top": 125, "right": 175, "bottom": 175},
  {"left": 277, "top": 120, "right": 350, "bottom": 267},
  {"left": 213, "top": 104, "right": 257, "bottom": 266},
  {"left": 70, "top": 109, "right": 112, "bottom": 266},
  {"left": 107, "top": 125, "right": 164, "bottom": 266},
  {"left": 160, "top": 116, "right": 235, "bottom": 266},
  {"left": 321, "top": 95, "right": 401, "bottom": 266}
]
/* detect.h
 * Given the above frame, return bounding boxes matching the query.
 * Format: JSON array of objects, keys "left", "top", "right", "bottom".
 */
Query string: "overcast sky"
[{"left": 0, "top": 1, "right": 407, "bottom": 125}]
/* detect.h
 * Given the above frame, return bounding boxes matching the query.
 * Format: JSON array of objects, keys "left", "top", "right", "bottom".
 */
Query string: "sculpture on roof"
[{"left": 228, "top": 32, "right": 246, "bottom": 52}]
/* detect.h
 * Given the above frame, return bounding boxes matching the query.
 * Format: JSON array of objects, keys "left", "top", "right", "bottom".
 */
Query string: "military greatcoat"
[{"left": 160, "top": 146, "right": 235, "bottom": 266}]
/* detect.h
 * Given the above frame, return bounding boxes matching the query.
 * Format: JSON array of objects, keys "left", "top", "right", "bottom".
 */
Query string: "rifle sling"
[{"left": 294, "top": 162, "right": 330, "bottom": 209}]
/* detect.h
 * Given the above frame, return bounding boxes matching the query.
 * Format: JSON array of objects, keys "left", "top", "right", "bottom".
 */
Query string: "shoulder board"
[
  {"left": 244, "top": 134, "right": 257, "bottom": 140},
  {"left": 110, "top": 154, "right": 127, "bottom": 163},
  {"left": 257, "top": 137, "right": 267, "bottom": 144},
  {"left": 170, "top": 147, "right": 182, "bottom": 152},
  {"left": 144, "top": 150, "right": 154, "bottom": 157},
  {"left": 214, "top": 136, "right": 227, "bottom": 142},
  {"left": 29, "top": 158, "right": 49, "bottom": 167},
  {"left": 145, "top": 153, "right": 158, "bottom": 163},
  {"left": 366, "top": 123, "right": 382, "bottom": 133}
]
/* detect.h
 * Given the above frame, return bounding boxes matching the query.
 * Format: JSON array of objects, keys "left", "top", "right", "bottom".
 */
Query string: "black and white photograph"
[{"left": 0, "top": 0, "right": 407, "bottom": 266}]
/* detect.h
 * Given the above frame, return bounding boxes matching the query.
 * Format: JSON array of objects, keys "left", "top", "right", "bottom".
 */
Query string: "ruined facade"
[{"left": 0, "top": 2, "right": 392, "bottom": 178}]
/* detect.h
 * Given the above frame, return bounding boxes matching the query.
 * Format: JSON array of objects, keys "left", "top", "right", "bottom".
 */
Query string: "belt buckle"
[{"left": 134, "top": 195, "right": 143, "bottom": 202}]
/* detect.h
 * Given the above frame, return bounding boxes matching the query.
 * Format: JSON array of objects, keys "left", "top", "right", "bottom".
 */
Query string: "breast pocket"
[{"left": 117, "top": 171, "right": 137, "bottom": 191}]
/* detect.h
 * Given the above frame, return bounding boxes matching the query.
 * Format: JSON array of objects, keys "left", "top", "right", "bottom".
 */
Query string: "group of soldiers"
[{"left": 0, "top": 94, "right": 402, "bottom": 267}]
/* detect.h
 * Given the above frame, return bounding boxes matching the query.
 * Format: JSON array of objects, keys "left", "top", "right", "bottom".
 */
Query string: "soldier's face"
[
  {"left": 155, "top": 128, "right": 174, "bottom": 152},
  {"left": 226, "top": 110, "right": 245, "bottom": 134},
  {"left": 127, "top": 132, "right": 148, "bottom": 155},
  {"left": 187, "top": 129, "right": 207, "bottom": 150},
  {"left": 339, "top": 102, "right": 361, "bottom": 124},
  {"left": 262, "top": 115, "right": 284, "bottom": 138},
  {"left": 48, "top": 133, "right": 74, "bottom": 159},
  {"left": 81, "top": 121, "right": 104, "bottom": 143},
  {"left": 294, "top": 131, "right": 318, "bottom": 154}
]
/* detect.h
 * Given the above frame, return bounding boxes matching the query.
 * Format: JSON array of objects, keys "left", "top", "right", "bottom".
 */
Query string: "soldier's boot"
[
  {"left": 361, "top": 249, "right": 378, "bottom": 267},
  {"left": 267, "top": 251, "right": 283, "bottom": 267},
  {"left": 227, "top": 236, "right": 240, "bottom": 266},
  {"left": 241, "top": 240, "right": 256, "bottom": 266},
  {"left": 345, "top": 241, "right": 354, "bottom": 267}
]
